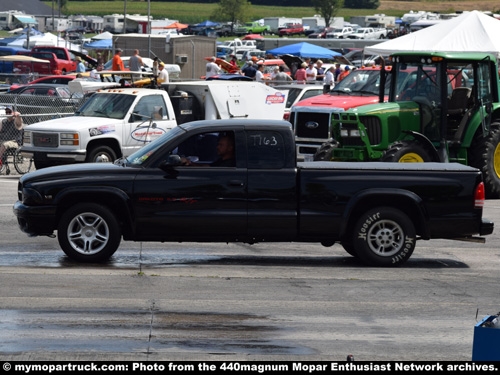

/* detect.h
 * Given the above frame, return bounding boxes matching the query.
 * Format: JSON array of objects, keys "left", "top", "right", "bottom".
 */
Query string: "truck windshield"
[
  {"left": 332, "top": 69, "right": 390, "bottom": 96},
  {"left": 125, "top": 126, "right": 186, "bottom": 166},
  {"left": 75, "top": 93, "right": 136, "bottom": 119}
]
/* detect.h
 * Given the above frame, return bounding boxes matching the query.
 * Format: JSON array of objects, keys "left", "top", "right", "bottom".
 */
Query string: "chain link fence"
[{"left": 0, "top": 93, "right": 88, "bottom": 125}]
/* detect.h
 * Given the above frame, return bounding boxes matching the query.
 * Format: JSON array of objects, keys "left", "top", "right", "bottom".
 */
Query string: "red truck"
[
  {"left": 13, "top": 46, "right": 93, "bottom": 75},
  {"left": 279, "top": 24, "right": 304, "bottom": 37}
]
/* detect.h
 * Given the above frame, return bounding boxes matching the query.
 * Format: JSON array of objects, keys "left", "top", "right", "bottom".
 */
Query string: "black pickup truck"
[{"left": 13, "top": 119, "right": 494, "bottom": 266}]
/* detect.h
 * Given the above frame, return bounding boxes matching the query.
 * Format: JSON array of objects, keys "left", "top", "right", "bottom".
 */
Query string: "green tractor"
[{"left": 315, "top": 51, "right": 500, "bottom": 197}]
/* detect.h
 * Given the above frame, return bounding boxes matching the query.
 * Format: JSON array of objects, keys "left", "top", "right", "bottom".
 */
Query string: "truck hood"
[
  {"left": 20, "top": 162, "right": 132, "bottom": 184},
  {"left": 25, "top": 116, "right": 123, "bottom": 132},
  {"left": 294, "top": 94, "right": 383, "bottom": 110}
]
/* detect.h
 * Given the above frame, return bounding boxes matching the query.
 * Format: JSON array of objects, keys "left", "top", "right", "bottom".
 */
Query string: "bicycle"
[{"left": 0, "top": 146, "right": 33, "bottom": 175}]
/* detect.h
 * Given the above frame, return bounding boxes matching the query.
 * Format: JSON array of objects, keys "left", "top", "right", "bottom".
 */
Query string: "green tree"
[
  {"left": 311, "top": 0, "right": 344, "bottom": 27},
  {"left": 210, "top": 0, "right": 251, "bottom": 31}
]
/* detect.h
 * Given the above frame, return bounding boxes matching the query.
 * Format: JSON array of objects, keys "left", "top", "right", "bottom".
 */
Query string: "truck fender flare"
[
  {"left": 403, "top": 130, "right": 440, "bottom": 162},
  {"left": 53, "top": 186, "right": 133, "bottom": 230},
  {"left": 339, "top": 188, "right": 430, "bottom": 240}
]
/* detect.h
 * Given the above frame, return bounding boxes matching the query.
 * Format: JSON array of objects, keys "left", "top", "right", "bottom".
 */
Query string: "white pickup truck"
[
  {"left": 20, "top": 81, "right": 288, "bottom": 169},
  {"left": 346, "top": 27, "right": 387, "bottom": 39},
  {"left": 325, "top": 26, "right": 354, "bottom": 39}
]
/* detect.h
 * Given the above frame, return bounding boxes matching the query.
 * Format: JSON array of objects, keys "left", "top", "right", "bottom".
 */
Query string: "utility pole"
[{"left": 123, "top": 0, "right": 127, "bottom": 34}]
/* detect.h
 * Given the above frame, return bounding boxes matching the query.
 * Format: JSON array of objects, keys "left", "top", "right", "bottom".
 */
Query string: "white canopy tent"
[{"left": 365, "top": 11, "right": 500, "bottom": 58}]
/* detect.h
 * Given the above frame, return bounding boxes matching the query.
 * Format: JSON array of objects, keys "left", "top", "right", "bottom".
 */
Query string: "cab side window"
[
  {"left": 131, "top": 95, "right": 169, "bottom": 122},
  {"left": 246, "top": 130, "right": 285, "bottom": 169}
]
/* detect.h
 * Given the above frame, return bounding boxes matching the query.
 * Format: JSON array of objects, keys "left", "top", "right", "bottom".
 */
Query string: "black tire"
[
  {"left": 313, "top": 140, "right": 339, "bottom": 161},
  {"left": 14, "top": 148, "right": 33, "bottom": 174},
  {"left": 351, "top": 207, "right": 416, "bottom": 267},
  {"left": 341, "top": 241, "right": 358, "bottom": 257},
  {"left": 382, "top": 140, "right": 433, "bottom": 163},
  {"left": 57, "top": 203, "right": 121, "bottom": 262},
  {"left": 468, "top": 123, "right": 500, "bottom": 198},
  {"left": 86, "top": 145, "right": 117, "bottom": 163}
]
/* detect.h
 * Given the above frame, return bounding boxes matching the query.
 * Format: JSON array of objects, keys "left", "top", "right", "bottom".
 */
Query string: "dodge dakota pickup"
[{"left": 13, "top": 119, "right": 494, "bottom": 266}]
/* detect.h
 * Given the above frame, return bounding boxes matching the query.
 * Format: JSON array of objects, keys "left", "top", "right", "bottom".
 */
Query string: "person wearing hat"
[
  {"left": 75, "top": 56, "right": 86, "bottom": 73},
  {"left": 338, "top": 65, "right": 351, "bottom": 82},
  {"left": 0, "top": 106, "right": 23, "bottom": 167},
  {"left": 157, "top": 61, "right": 169, "bottom": 84},
  {"left": 294, "top": 62, "right": 307, "bottom": 83},
  {"left": 112, "top": 48, "right": 125, "bottom": 71}
]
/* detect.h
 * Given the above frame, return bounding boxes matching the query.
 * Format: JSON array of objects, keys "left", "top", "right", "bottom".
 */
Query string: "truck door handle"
[{"left": 229, "top": 180, "right": 244, "bottom": 187}]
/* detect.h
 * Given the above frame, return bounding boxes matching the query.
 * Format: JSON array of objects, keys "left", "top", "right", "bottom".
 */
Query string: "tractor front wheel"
[{"left": 382, "top": 140, "right": 433, "bottom": 163}]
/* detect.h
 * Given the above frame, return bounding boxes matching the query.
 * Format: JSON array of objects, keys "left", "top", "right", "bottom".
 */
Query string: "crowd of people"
[{"left": 205, "top": 53, "right": 353, "bottom": 89}]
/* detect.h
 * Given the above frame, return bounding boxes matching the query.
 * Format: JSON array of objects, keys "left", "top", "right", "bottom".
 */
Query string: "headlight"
[
  {"left": 350, "top": 129, "right": 361, "bottom": 137},
  {"left": 23, "top": 131, "right": 31, "bottom": 145},
  {"left": 22, "top": 188, "right": 45, "bottom": 205},
  {"left": 60, "top": 133, "right": 79, "bottom": 146}
]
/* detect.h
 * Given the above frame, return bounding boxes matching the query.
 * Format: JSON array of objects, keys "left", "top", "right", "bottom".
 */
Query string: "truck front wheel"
[
  {"left": 351, "top": 207, "right": 416, "bottom": 267},
  {"left": 382, "top": 141, "right": 433, "bottom": 163},
  {"left": 57, "top": 203, "right": 121, "bottom": 263},
  {"left": 87, "top": 145, "right": 117, "bottom": 163}
]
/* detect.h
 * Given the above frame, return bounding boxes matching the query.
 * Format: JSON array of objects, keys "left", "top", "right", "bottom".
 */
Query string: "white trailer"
[
  {"left": 302, "top": 15, "right": 325, "bottom": 29},
  {"left": 364, "top": 14, "right": 396, "bottom": 28},
  {"left": 0, "top": 10, "right": 37, "bottom": 31}
]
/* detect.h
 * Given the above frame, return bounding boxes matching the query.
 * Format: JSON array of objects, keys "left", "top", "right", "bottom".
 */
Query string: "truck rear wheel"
[
  {"left": 382, "top": 141, "right": 433, "bottom": 163},
  {"left": 87, "top": 145, "right": 117, "bottom": 163},
  {"left": 351, "top": 207, "right": 416, "bottom": 267},
  {"left": 469, "top": 123, "right": 500, "bottom": 198},
  {"left": 57, "top": 203, "right": 121, "bottom": 262}
]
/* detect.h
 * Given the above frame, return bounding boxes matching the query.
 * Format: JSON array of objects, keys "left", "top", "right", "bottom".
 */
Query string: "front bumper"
[{"left": 13, "top": 201, "right": 57, "bottom": 237}]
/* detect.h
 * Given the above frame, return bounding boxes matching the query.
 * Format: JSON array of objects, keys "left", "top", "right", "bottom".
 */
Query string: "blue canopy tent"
[
  {"left": 83, "top": 39, "right": 112, "bottom": 50},
  {"left": 266, "top": 42, "right": 341, "bottom": 59}
]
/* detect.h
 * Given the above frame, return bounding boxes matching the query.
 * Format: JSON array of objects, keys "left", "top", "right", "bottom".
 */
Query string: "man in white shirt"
[
  {"left": 323, "top": 65, "right": 335, "bottom": 93},
  {"left": 157, "top": 62, "right": 169, "bottom": 83},
  {"left": 205, "top": 56, "right": 221, "bottom": 78},
  {"left": 305, "top": 61, "right": 317, "bottom": 83},
  {"left": 255, "top": 63, "right": 266, "bottom": 82}
]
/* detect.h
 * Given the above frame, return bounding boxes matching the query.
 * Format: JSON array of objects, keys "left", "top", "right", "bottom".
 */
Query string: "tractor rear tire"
[{"left": 468, "top": 123, "right": 500, "bottom": 198}]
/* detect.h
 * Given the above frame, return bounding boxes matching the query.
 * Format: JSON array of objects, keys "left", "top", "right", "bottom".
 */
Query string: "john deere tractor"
[{"left": 315, "top": 51, "right": 500, "bottom": 197}]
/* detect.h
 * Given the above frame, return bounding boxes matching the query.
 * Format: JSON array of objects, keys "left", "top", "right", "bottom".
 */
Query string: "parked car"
[
  {"left": 7, "top": 83, "right": 83, "bottom": 102},
  {"left": 9, "top": 74, "right": 78, "bottom": 91},
  {"left": 4, "top": 83, "right": 85, "bottom": 124},
  {"left": 103, "top": 56, "right": 155, "bottom": 72},
  {"left": 273, "top": 83, "right": 324, "bottom": 120},
  {"left": 241, "top": 50, "right": 266, "bottom": 62},
  {"left": 307, "top": 27, "right": 334, "bottom": 39}
]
